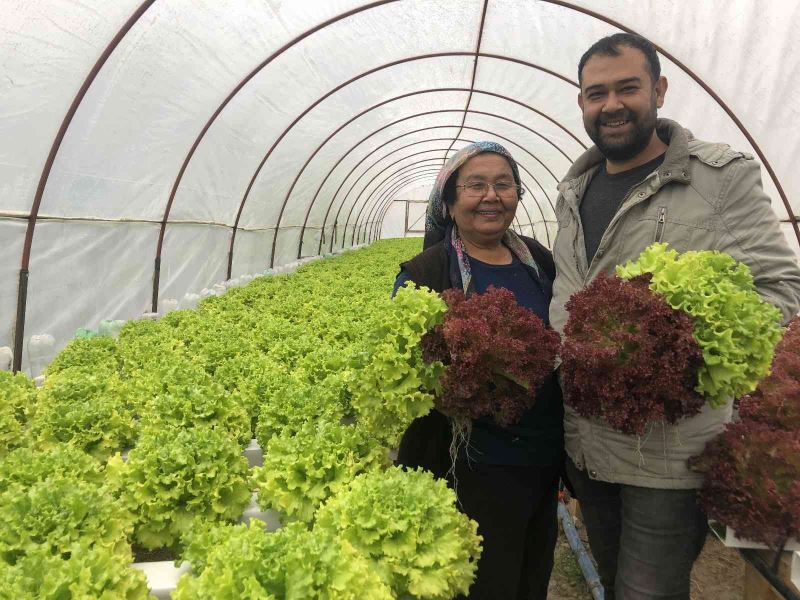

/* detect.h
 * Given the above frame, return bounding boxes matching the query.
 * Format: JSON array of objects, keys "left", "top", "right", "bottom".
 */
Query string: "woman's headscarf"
[
  {"left": 422, "top": 141, "right": 541, "bottom": 294},
  {"left": 423, "top": 141, "right": 522, "bottom": 249}
]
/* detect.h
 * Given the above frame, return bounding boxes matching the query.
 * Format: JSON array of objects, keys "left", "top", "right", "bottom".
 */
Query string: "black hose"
[{"left": 739, "top": 548, "right": 800, "bottom": 600}]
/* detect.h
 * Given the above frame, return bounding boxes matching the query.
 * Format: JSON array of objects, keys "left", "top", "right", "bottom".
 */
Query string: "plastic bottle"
[
  {"left": 111, "top": 320, "right": 126, "bottom": 336},
  {"left": 27, "top": 334, "right": 56, "bottom": 377},
  {"left": 0, "top": 347, "right": 12, "bottom": 372},
  {"left": 181, "top": 293, "right": 201, "bottom": 309},
  {"left": 159, "top": 298, "right": 179, "bottom": 316},
  {"left": 98, "top": 319, "right": 126, "bottom": 337}
]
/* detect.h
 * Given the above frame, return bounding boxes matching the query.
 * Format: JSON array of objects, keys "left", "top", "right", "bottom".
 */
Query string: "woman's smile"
[{"left": 475, "top": 206, "right": 504, "bottom": 219}]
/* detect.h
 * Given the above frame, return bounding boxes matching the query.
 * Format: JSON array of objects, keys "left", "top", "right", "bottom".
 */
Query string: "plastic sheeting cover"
[{"left": 1, "top": 0, "right": 798, "bottom": 372}]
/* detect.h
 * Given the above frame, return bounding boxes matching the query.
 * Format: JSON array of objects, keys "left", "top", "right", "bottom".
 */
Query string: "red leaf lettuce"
[
  {"left": 690, "top": 421, "right": 800, "bottom": 550},
  {"left": 422, "top": 286, "right": 559, "bottom": 426},
  {"left": 738, "top": 316, "right": 799, "bottom": 431},
  {"left": 561, "top": 273, "right": 704, "bottom": 435}
]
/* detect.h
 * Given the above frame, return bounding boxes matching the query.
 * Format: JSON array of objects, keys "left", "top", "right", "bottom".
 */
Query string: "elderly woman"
[{"left": 393, "top": 141, "right": 564, "bottom": 600}]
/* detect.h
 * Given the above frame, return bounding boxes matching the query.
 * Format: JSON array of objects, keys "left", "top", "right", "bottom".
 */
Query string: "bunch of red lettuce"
[
  {"left": 560, "top": 273, "right": 704, "bottom": 435},
  {"left": 689, "top": 421, "right": 800, "bottom": 550},
  {"left": 421, "top": 286, "right": 559, "bottom": 426},
  {"left": 738, "top": 316, "right": 799, "bottom": 431},
  {"left": 691, "top": 317, "right": 800, "bottom": 548}
]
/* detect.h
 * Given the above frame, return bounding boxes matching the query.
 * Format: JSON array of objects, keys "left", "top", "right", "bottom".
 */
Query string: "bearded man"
[{"left": 549, "top": 33, "right": 800, "bottom": 600}]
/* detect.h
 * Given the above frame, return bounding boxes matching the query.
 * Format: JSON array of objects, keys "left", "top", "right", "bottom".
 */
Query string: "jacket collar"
[{"left": 557, "top": 118, "right": 694, "bottom": 197}]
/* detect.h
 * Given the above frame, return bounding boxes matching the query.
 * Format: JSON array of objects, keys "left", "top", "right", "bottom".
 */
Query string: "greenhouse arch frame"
[{"left": 3, "top": 0, "right": 799, "bottom": 372}]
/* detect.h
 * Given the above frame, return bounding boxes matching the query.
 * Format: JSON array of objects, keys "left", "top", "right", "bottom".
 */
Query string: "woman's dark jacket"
[{"left": 395, "top": 235, "right": 562, "bottom": 479}]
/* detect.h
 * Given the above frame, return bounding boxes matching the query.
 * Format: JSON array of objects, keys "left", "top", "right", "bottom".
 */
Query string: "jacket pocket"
[{"left": 631, "top": 205, "right": 696, "bottom": 255}]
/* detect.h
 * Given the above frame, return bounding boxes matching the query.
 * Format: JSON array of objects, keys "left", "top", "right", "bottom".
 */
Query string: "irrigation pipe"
[{"left": 558, "top": 499, "right": 604, "bottom": 600}]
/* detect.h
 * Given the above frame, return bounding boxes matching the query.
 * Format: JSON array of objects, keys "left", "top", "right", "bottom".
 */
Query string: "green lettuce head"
[
  {"left": 617, "top": 243, "right": 784, "bottom": 407},
  {"left": 110, "top": 425, "right": 251, "bottom": 550},
  {"left": 175, "top": 520, "right": 393, "bottom": 600},
  {"left": 0, "top": 445, "right": 132, "bottom": 566},
  {"left": 315, "top": 466, "right": 482, "bottom": 599},
  {"left": 0, "top": 371, "right": 36, "bottom": 457},
  {"left": 350, "top": 284, "right": 447, "bottom": 446},
  {"left": 252, "top": 419, "right": 387, "bottom": 523},
  {"left": 0, "top": 542, "right": 154, "bottom": 600}
]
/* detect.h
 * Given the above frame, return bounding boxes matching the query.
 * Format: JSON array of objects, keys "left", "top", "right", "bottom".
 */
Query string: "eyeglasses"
[{"left": 455, "top": 182, "right": 524, "bottom": 199}]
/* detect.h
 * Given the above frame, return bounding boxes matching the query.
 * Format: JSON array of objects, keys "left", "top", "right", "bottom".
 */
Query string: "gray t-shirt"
[{"left": 579, "top": 153, "right": 666, "bottom": 264}]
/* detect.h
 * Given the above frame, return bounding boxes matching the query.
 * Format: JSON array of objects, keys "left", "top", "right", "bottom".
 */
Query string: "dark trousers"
[
  {"left": 565, "top": 458, "right": 707, "bottom": 600},
  {"left": 453, "top": 461, "right": 560, "bottom": 600}
]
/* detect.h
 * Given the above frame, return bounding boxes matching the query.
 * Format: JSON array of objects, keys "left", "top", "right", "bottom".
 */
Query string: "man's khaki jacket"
[{"left": 550, "top": 118, "right": 800, "bottom": 489}]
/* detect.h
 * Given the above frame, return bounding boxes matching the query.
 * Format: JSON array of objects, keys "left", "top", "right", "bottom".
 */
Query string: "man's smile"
[{"left": 601, "top": 119, "right": 631, "bottom": 128}]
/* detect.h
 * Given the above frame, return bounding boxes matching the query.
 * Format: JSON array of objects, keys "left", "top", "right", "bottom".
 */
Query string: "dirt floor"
[{"left": 547, "top": 512, "right": 745, "bottom": 599}]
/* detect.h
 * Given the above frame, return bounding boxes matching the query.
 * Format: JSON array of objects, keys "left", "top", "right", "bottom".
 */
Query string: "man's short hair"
[{"left": 578, "top": 33, "right": 661, "bottom": 87}]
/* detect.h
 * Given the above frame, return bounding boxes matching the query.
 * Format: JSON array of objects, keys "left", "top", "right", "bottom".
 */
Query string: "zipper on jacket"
[
  {"left": 581, "top": 172, "right": 660, "bottom": 285},
  {"left": 654, "top": 207, "right": 667, "bottom": 242}
]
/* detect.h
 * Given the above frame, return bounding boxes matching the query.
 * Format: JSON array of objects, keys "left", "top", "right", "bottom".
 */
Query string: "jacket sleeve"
[
  {"left": 716, "top": 157, "right": 800, "bottom": 323},
  {"left": 392, "top": 270, "right": 413, "bottom": 297}
]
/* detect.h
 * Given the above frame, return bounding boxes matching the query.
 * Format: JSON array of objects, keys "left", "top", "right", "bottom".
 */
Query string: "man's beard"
[{"left": 585, "top": 105, "right": 657, "bottom": 162}]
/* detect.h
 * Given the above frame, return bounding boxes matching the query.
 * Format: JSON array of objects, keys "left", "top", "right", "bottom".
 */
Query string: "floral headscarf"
[{"left": 423, "top": 141, "right": 540, "bottom": 293}]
